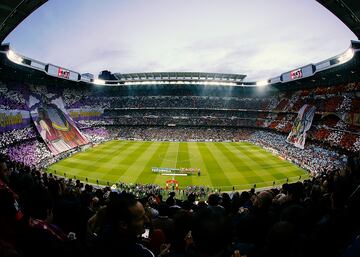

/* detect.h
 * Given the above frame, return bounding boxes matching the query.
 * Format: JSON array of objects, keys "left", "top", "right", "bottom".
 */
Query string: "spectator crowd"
[
  {"left": 0, "top": 152, "right": 359, "bottom": 257},
  {"left": 0, "top": 79, "right": 359, "bottom": 257}
]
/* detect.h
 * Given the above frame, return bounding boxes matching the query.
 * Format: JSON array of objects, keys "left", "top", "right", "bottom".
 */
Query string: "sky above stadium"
[{"left": 4, "top": 0, "right": 357, "bottom": 81}]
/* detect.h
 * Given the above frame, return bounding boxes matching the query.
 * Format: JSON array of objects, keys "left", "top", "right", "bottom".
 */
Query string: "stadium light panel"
[
  {"left": 337, "top": 48, "right": 354, "bottom": 64},
  {"left": 7, "top": 50, "right": 23, "bottom": 64},
  {"left": 256, "top": 80, "right": 268, "bottom": 87},
  {"left": 93, "top": 79, "right": 106, "bottom": 85},
  {"left": 123, "top": 80, "right": 237, "bottom": 86}
]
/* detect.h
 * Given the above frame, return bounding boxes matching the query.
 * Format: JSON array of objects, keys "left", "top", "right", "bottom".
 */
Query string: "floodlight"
[
  {"left": 93, "top": 79, "right": 106, "bottom": 85},
  {"left": 337, "top": 48, "right": 354, "bottom": 64},
  {"left": 256, "top": 80, "right": 268, "bottom": 87},
  {"left": 7, "top": 50, "right": 23, "bottom": 64}
]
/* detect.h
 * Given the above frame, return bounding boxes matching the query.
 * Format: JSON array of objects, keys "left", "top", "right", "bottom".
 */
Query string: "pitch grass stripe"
[
  {"left": 103, "top": 142, "right": 153, "bottom": 176},
  {"left": 97, "top": 141, "right": 155, "bottom": 183},
  {"left": 245, "top": 146, "right": 307, "bottom": 177},
  {"left": 60, "top": 141, "right": 136, "bottom": 183},
  {"left": 104, "top": 141, "right": 153, "bottom": 177},
  {"left": 206, "top": 142, "right": 251, "bottom": 187},
  {"left": 160, "top": 142, "right": 179, "bottom": 168},
  {"left": 229, "top": 142, "right": 286, "bottom": 181},
  {"left": 231, "top": 143, "right": 304, "bottom": 180},
  {"left": 119, "top": 141, "right": 153, "bottom": 166},
  {"left": 220, "top": 142, "right": 266, "bottom": 185},
  {"left": 94, "top": 141, "right": 147, "bottom": 167},
  {"left": 176, "top": 142, "right": 193, "bottom": 187},
  {"left": 152, "top": 142, "right": 179, "bottom": 187},
  {"left": 176, "top": 143, "right": 191, "bottom": 168},
  {"left": 47, "top": 141, "right": 133, "bottom": 177},
  {"left": 222, "top": 144, "right": 280, "bottom": 184},
  {"left": 47, "top": 140, "right": 310, "bottom": 190},
  {"left": 57, "top": 141, "right": 131, "bottom": 167},
  {"left": 230, "top": 143, "right": 305, "bottom": 181},
  {"left": 243, "top": 145, "right": 297, "bottom": 169},
  {"left": 81, "top": 141, "right": 136, "bottom": 173},
  {"left": 74, "top": 141, "right": 120, "bottom": 159},
  {"left": 73, "top": 141, "right": 142, "bottom": 181},
  {"left": 213, "top": 142, "right": 262, "bottom": 185},
  {"left": 89, "top": 141, "right": 134, "bottom": 164},
  {"left": 97, "top": 141, "right": 145, "bottom": 164},
  {"left": 136, "top": 142, "right": 171, "bottom": 184},
  {"left": 197, "top": 142, "right": 232, "bottom": 188},
  {"left": 118, "top": 142, "right": 158, "bottom": 183},
  {"left": 221, "top": 143, "right": 271, "bottom": 180},
  {"left": 188, "top": 142, "right": 212, "bottom": 188}
]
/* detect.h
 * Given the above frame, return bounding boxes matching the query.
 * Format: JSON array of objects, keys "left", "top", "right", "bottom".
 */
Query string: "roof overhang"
[
  {"left": 0, "top": 0, "right": 47, "bottom": 43},
  {"left": 114, "top": 72, "right": 246, "bottom": 83},
  {"left": 317, "top": 0, "right": 360, "bottom": 39}
]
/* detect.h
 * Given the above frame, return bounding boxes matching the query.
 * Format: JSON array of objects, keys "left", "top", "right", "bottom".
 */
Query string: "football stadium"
[{"left": 0, "top": 1, "right": 360, "bottom": 257}]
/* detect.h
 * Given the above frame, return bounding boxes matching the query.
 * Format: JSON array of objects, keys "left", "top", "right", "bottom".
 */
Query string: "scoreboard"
[
  {"left": 57, "top": 68, "right": 70, "bottom": 79},
  {"left": 290, "top": 69, "right": 302, "bottom": 80},
  {"left": 281, "top": 64, "right": 315, "bottom": 82},
  {"left": 45, "top": 64, "right": 80, "bottom": 81}
]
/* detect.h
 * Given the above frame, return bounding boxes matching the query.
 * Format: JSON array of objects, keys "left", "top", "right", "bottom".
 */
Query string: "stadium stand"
[
  {"left": 0, "top": 75, "right": 359, "bottom": 257},
  {"left": 0, "top": 1, "right": 360, "bottom": 256},
  {"left": 0, "top": 79, "right": 358, "bottom": 168}
]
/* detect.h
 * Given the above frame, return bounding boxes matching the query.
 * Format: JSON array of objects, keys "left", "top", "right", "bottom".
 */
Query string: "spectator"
[{"left": 94, "top": 192, "right": 154, "bottom": 257}]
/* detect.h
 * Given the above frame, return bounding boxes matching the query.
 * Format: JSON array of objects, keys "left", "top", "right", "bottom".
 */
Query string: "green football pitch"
[{"left": 47, "top": 140, "right": 309, "bottom": 191}]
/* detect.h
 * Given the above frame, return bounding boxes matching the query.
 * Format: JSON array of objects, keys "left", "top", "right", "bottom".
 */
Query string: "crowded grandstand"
[{"left": 0, "top": 1, "right": 360, "bottom": 257}]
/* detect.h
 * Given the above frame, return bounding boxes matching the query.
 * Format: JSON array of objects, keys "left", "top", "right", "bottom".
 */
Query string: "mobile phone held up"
[{"left": 142, "top": 228, "right": 150, "bottom": 239}]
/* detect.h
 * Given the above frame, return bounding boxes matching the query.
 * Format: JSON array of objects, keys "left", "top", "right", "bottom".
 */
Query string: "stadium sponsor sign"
[
  {"left": 152, "top": 167, "right": 198, "bottom": 174},
  {"left": 0, "top": 110, "right": 31, "bottom": 132},
  {"left": 68, "top": 109, "right": 104, "bottom": 120}
]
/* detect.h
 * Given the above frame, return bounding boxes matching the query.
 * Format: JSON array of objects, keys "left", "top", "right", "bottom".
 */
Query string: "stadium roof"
[
  {"left": 317, "top": 0, "right": 360, "bottom": 39},
  {"left": 0, "top": 0, "right": 359, "bottom": 89},
  {"left": 0, "top": 0, "right": 47, "bottom": 43},
  {"left": 113, "top": 72, "right": 246, "bottom": 82},
  {"left": 1, "top": 41, "right": 360, "bottom": 89},
  {"left": 0, "top": 1, "right": 359, "bottom": 48}
]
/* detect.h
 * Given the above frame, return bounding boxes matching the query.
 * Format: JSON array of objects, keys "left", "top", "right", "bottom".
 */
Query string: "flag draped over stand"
[{"left": 287, "top": 104, "right": 316, "bottom": 149}]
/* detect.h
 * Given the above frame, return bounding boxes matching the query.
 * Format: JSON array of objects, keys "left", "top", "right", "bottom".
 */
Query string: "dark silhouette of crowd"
[{"left": 0, "top": 154, "right": 359, "bottom": 257}]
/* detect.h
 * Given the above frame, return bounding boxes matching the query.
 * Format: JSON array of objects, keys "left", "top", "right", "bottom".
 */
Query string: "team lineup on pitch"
[{"left": 47, "top": 140, "right": 309, "bottom": 191}]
